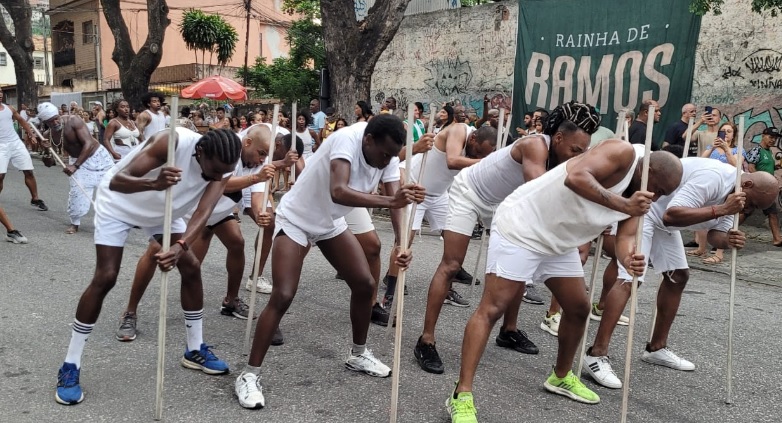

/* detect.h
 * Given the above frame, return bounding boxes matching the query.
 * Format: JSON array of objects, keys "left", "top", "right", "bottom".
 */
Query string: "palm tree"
[{"left": 179, "top": 9, "right": 237, "bottom": 75}]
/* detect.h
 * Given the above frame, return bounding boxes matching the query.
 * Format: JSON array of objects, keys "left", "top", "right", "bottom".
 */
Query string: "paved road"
[{"left": 1, "top": 163, "right": 781, "bottom": 422}]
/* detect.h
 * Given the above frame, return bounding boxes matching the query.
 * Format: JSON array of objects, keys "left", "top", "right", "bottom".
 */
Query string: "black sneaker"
[
  {"left": 495, "top": 329, "right": 539, "bottom": 354},
  {"left": 443, "top": 289, "right": 469, "bottom": 307},
  {"left": 522, "top": 285, "right": 544, "bottom": 305},
  {"left": 220, "top": 297, "right": 250, "bottom": 320},
  {"left": 31, "top": 199, "right": 48, "bottom": 211},
  {"left": 452, "top": 267, "right": 479, "bottom": 285},
  {"left": 271, "top": 327, "right": 284, "bottom": 346},
  {"left": 471, "top": 224, "right": 483, "bottom": 240},
  {"left": 335, "top": 273, "right": 345, "bottom": 280},
  {"left": 414, "top": 337, "right": 444, "bottom": 374},
  {"left": 371, "top": 303, "right": 389, "bottom": 327},
  {"left": 382, "top": 275, "right": 408, "bottom": 295}
]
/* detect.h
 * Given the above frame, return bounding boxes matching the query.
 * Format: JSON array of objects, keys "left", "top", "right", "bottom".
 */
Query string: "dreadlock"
[
  {"left": 196, "top": 128, "right": 242, "bottom": 165},
  {"left": 543, "top": 101, "right": 601, "bottom": 136}
]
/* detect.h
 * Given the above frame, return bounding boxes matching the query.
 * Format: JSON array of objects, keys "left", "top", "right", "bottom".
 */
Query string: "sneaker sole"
[
  {"left": 589, "top": 313, "right": 602, "bottom": 322},
  {"left": 344, "top": 362, "right": 391, "bottom": 378},
  {"left": 539, "top": 322, "right": 558, "bottom": 337},
  {"left": 245, "top": 283, "right": 273, "bottom": 294},
  {"left": 115, "top": 333, "right": 137, "bottom": 342},
  {"left": 237, "top": 398, "right": 264, "bottom": 410},
  {"left": 640, "top": 355, "right": 695, "bottom": 371},
  {"left": 495, "top": 338, "right": 539, "bottom": 355},
  {"left": 371, "top": 317, "right": 389, "bottom": 327},
  {"left": 220, "top": 307, "right": 249, "bottom": 320},
  {"left": 6, "top": 237, "right": 28, "bottom": 244},
  {"left": 55, "top": 391, "right": 84, "bottom": 405},
  {"left": 584, "top": 361, "right": 622, "bottom": 389},
  {"left": 543, "top": 380, "right": 600, "bottom": 404},
  {"left": 443, "top": 299, "right": 470, "bottom": 308},
  {"left": 522, "top": 298, "right": 544, "bottom": 305},
  {"left": 180, "top": 357, "right": 230, "bottom": 375}
]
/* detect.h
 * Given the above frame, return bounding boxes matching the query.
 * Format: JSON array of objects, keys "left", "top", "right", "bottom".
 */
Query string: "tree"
[
  {"left": 690, "top": 0, "right": 782, "bottom": 15},
  {"left": 0, "top": 0, "right": 36, "bottom": 108},
  {"left": 101, "top": 0, "right": 170, "bottom": 111},
  {"left": 180, "top": 10, "right": 239, "bottom": 75}
]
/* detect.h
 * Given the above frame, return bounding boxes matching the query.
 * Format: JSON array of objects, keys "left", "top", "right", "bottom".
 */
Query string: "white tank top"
[
  {"left": 408, "top": 123, "right": 469, "bottom": 196},
  {"left": 297, "top": 129, "right": 314, "bottom": 157},
  {"left": 465, "top": 134, "right": 550, "bottom": 205},
  {"left": 0, "top": 104, "right": 21, "bottom": 144},
  {"left": 142, "top": 109, "right": 167, "bottom": 141},
  {"left": 95, "top": 128, "right": 215, "bottom": 228},
  {"left": 495, "top": 144, "right": 643, "bottom": 255},
  {"left": 111, "top": 118, "right": 139, "bottom": 148}
]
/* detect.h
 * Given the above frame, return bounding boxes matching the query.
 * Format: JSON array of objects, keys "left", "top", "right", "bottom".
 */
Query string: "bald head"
[
  {"left": 240, "top": 124, "right": 272, "bottom": 168},
  {"left": 646, "top": 151, "right": 684, "bottom": 199},
  {"left": 742, "top": 172, "right": 780, "bottom": 211}
]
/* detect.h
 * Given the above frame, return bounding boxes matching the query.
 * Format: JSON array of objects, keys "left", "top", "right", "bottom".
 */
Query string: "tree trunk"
[
  {"left": 320, "top": 0, "right": 412, "bottom": 118},
  {"left": 0, "top": 0, "right": 37, "bottom": 108},
  {"left": 101, "top": 0, "right": 170, "bottom": 111}
]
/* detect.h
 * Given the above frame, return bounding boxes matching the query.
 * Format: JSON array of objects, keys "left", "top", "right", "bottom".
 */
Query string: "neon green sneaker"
[
  {"left": 543, "top": 369, "right": 600, "bottom": 404},
  {"left": 445, "top": 391, "right": 478, "bottom": 423}
]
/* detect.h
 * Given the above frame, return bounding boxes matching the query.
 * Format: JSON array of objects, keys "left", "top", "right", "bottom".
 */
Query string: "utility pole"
[
  {"left": 243, "top": 0, "right": 251, "bottom": 86},
  {"left": 41, "top": 8, "right": 50, "bottom": 85}
]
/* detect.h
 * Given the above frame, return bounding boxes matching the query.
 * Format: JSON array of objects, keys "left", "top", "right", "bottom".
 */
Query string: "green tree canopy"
[{"left": 180, "top": 9, "right": 239, "bottom": 74}]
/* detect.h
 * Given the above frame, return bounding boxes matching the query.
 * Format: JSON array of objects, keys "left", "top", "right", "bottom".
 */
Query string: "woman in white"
[
  {"left": 295, "top": 111, "right": 320, "bottom": 161},
  {"left": 103, "top": 99, "right": 140, "bottom": 161}
]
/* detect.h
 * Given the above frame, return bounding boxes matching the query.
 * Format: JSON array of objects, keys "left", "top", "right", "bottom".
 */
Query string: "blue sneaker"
[
  {"left": 55, "top": 362, "right": 84, "bottom": 405},
  {"left": 181, "top": 343, "right": 230, "bottom": 375}
]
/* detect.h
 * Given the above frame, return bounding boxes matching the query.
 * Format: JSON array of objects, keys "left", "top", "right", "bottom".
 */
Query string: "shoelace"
[
  {"left": 119, "top": 314, "right": 135, "bottom": 329},
  {"left": 59, "top": 367, "right": 79, "bottom": 387},
  {"left": 200, "top": 345, "right": 219, "bottom": 361},
  {"left": 452, "top": 396, "right": 476, "bottom": 415},
  {"left": 598, "top": 357, "right": 618, "bottom": 377}
]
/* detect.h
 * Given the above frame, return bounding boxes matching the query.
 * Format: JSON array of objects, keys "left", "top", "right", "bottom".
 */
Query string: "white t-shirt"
[
  {"left": 276, "top": 121, "right": 400, "bottom": 234},
  {"left": 650, "top": 157, "right": 736, "bottom": 232}
]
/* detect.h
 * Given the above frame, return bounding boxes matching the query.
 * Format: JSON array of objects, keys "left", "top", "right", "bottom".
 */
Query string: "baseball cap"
[{"left": 762, "top": 127, "right": 781, "bottom": 137}]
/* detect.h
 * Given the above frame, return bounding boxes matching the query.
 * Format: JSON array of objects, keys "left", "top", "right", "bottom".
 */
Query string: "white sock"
[
  {"left": 65, "top": 319, "right": 94, "bottom": 369},
  {"left": 184, "top": 309, "right": 204, "bottom": 352}
]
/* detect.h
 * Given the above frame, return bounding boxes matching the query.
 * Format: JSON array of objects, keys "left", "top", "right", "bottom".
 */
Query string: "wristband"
[{"left": 176, "top": 239, "right": 189, "bottom": 251}]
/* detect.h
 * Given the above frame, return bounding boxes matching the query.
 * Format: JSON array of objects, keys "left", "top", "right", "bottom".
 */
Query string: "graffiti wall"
[
  {"left": 371, "top": 2, "right": 517, "bottom": 115},
  {"left": 692, "top": 0, "right": 782, "bottom": 183}
]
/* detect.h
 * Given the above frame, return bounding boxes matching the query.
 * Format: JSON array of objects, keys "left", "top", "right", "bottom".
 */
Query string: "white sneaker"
[
  {"left": 235, "top": 372, "right": 265, "bottom": 409},
  {"left": 583, "top": 354, "right": 622, "bottom": 389},
  {"left": 345, "top": 349, "right": 391, "bottom": 378},
  {"left": 540, "top": 312, "right": 561, "bottom": 337},
  {"left": 590, "top": 303, "right": 629, "bottom": 326},
  {"left": 641, "top": 346, "right": 695, "bottom": 371},
  {"left": 246, "top": 276, "right": 273, "bottom": 294}
]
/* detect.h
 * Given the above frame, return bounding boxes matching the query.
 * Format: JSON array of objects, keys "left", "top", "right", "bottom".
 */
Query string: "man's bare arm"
[
  {"left": 135, "top": 112, "right": 150, "bottom": 141},
  {"left": 330, "top": 159, "right": 396, "bottom": 208},
  {"left": 444, "top": 124, "right": 479, "bottom": 170},
  {"left": 518, "top": 135, "right": 548, "bottom": 182},
  {"left": 564, "top": 140, "right": 636, "bottom": 213}
]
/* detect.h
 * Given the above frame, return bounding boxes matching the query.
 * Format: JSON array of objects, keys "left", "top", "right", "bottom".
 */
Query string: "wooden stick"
[
  {"left": 244, "top": 104, "right": 280, "bottom": 356},
  {"left": 726, "top": 116, "right": 744, "bottom": 404},
  {"left": 389, "top": 103, "right": 416, "bottom": 423},
  {"left": 290, "top": 101, "right": 297, "bottom": 185},
  {"left": 620, "top": 105, "right": 655, "bottom": 423},
  {"left": 681, "top": 117, "right": 695, "bottom": 158},
  {"left": 154, "top": 95, "right": 178, "bottom": 421},
  {"left": 30, "top": 125, "right": 96, "bottom": 208},
  {"left": 502, "top": 113, "right": 512, "bottom": 148}
]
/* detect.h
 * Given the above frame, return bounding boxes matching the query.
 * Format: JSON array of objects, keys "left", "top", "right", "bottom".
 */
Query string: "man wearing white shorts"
[
  {"left": 235, "top": 115, "right": 425, "bottom": 410},
  {"left": 37, "top": 103, "right": 114, "bottom": 234},
  {"left": 0, "top": 90, "right": 48, "bottom": 211},
  {"left": 414, "top": 102, "right": 599, "bottom": 375},
  {"left": 447, "top": 140, "right": 684, "bottom": 421},
  {"left": 54, "top": 128, "right": 241, "bottom": 406},
  {"left": 114, "top": 124, "right": 294, "bottom": 343},
  {"left": 583, "top": 158, "right": 780, "bottom": 389}
]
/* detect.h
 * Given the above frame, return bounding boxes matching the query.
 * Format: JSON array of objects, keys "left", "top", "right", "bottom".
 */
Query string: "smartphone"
[
  {"left": 718, "top": 130, "right": 726, "bottom": 139},
  {"left": 705, "top": 106, "right": 713, "bottom": 114}
]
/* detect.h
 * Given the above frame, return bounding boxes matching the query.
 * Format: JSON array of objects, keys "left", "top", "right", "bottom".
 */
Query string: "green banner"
[{"left": 512, "top": 0, "right": 701, "bottom": 142}]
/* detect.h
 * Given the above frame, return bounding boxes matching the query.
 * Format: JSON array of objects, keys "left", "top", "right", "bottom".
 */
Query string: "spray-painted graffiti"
[
  {"left": 424, "top": 57, "right": 473, "bottom": 97},
  {"left": 743, "top": 49, "right": 782, "bottom": 74}
]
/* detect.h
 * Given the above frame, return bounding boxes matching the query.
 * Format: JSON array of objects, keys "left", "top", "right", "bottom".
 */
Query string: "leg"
[
  {"left": 123, "top": 241, "right": 163, "bottom": 315},
  {"left": 213, "top": 220, "right": 245, "bottom": 301},
  {"left": 354, "top": 230, "right": 382, "bottom": 304},
  {"left": 0, "top": 205, "right": 14, "bottom": 231},
  {"left": 595, "top": 236, "right": 617, "bottom": 310},
  {"left": 0, "top": 173, "right": 6, "bottom": 195},
  {"left": 22, "top": 170, "right": 39, "bottom": 201},
  {"left": 590, "top": 279, "right": 633, "bottom": 356},
  {"left": 649, "top": 269, "right": 689, "bottom": 350},
  {"left": 65, "top": 172, "right": 93, "bottom": 233},
  {"left": 248, "top": 234, "right": 308, "bottom": 367},
  {"left": 545, "top": 277, "right": 591, "bottom": 377},
  {"left": 768, "top": 212, "right": 781, "bottom": 244},
  {"left": 498, "top": 285, "right": 526, "bottom": 332},
  {"left": 455, "top": 274, "right": 525, "bottom": 393}
]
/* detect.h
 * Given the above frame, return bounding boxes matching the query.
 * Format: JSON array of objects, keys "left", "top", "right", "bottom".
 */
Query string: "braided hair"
[
  {"left": 196, "top": 128, "right": 242, "bottom": 165},
  {"left": 543, "top": 101, "right": 601, "bottom": 136}
]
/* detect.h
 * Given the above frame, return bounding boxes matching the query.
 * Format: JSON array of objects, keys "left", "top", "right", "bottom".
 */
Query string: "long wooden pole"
[
  {"left": 243, "top": 104, "right": 280, "bottom": 355},
  {"left": 289, "top": 101, "right": 297, "bottom": 186},
  {"left": 620, "top": 105, "right": 656, "bottom": 423},
  {"left": 726, "top": 116, "right": 744, "bottom": 404},
  {"left": 389, "top": 104, "right": 416, "bottom": 423},
  {"left": 30, "top": 125, "right": 97, "bottom": 208},
  {"left": 154, "top": 95, "right": 179, "bottom": 421}
]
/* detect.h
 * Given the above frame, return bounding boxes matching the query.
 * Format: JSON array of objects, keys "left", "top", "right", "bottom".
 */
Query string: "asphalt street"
[{"left": 1, "top": 162, "right": 781, "bottom": 423}]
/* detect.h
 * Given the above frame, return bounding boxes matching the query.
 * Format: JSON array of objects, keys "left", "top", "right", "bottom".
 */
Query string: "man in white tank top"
[
  {"left": 37, "top": 102, "right": 115, "bottom": 235},
  {"left": 0, "top": 89, "right": 48, "bottom": 211},
  {"left": 448, "top": 141, "right": 683, "bottom": 418},
  {"left": 234, "top": 115, "right": 425, "bottom": 410},
  {"left": 54, "top": 128, "right": 241, "bottom": 406},
  {"left": 583, "top": 159, "right": 779, "bottom": 390},
  {"left": 113, "top": 124, "right": 297, "bottom": 344},
  {"left": 135, "top": 91, "right": 167, "bottom": 142},
  {"left": 414, "top": 102, "right": 599, "bottom": 375},
  {"left": 382, "top": 106, "right": 494, "bottom": 306}
]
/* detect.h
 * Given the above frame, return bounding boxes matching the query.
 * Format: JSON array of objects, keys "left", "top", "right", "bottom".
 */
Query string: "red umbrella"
[{"left": 181, "top": 75, "right": 247, "bottom": 101}]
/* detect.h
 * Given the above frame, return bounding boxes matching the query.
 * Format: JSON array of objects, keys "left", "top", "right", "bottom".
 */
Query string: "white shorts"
[
  {"left": 274, "top": 213, "right": 347, "bottom": 247},
  {"left": 410, "top": 193, "right": 449, "bottom": 232},
  {"left": 345, "top": 207, "right": 375, "bottom": 235},
  {"left": 616, "top": 219, "right": 688, "bottom": 283},
  {"left": 444, "top": 175, "right": 495, "bottom": 236},
  {"left": 94, "top": 212, "right": 187, "bottom": 247},
  {"left": 0, "top": 139, "right": 34, "bottom": 173},
  {"left": 486, "top": 227, "right": 584, "bottom": 285}
]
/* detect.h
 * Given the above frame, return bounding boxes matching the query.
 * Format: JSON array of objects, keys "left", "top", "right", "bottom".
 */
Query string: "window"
[
  {"left": 82, "top": 20, "right": 93, "bottom": 44},
  {"left": 34, "top": 57, "right": 44, "bottom": 69},
  {"left": 0, "top": 52, "right": 6, "bottom": 66}
]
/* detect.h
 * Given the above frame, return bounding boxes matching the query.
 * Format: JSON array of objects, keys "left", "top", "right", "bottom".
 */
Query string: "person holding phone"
[{"left": 689, "top": 106, "right": 722, "bottom": 156}]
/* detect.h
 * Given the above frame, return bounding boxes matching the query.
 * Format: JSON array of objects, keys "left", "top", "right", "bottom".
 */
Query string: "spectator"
[
  {"left": 92, "top": 101, "right": 106, "bottom": 142},
  {"left": 628, "top": 99, "right": 661, "bottom": 150},
  {"left": 516, "top": 111, "right": 534, "bottom": 136},
  {"left": 405, "top": 102, "right": 426, "bottom": 142},
  {"left": 663, "top": 103, "right": 697, "bottom": 156},
  {"left": 335, "top": 117, "right": 348, "bottom": 130},
  {"left": 745, "top": 127, "right": 782, "bottom": 247},
  {"left": 309, "top": 98, "right": 326, "bottom": 133},
  {"left": 320, "top": 107, "right": 337, "bottom": 141},
  {"left": 690, "top": 107, "right": 723, "bottom": 156},
  {"left": 355, "top": 100, "right": 373, "bottom": 122},
  {"left": 177, "top": 106, "right": 197, "bottom": 132}
]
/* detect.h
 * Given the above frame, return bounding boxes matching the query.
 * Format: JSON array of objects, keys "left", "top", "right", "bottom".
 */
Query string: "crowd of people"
[{"left": 1, "top": 87, "right": 781, "bottom": 422}]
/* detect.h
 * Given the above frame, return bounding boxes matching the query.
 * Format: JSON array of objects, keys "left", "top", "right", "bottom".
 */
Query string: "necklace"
[
  {"left": 117, "top": 116, "right": 136, "bottom": 131},
  {"left": 51, "top": 117, "right": 66, "bottom": 148}
]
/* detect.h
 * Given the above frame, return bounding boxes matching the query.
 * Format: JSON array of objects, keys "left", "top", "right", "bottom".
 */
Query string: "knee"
[
  {"left": 476, "top": 300, "right": 506, "bottom": 324},
  {"left": 177, "top": 254, "right": 202, "bottom": 280},
  {"left": 565, "top": 299, "right": 591, "bottom": 322},
  {"left": 268, "top": 287, "right": 295, "bottom": 312},
  {"left": 362, "top": 237, "right": 381, "bottom": 260},
  {"left": 439, "top": 257, "right": 462, "bottom": 278},
  {"left": 90, "top": 270, "right": 119, "bottom": 296},
  {"left": 665, "top": 269, "right": 689, "bottom": 287},
  {"left": 350, "top": 275, "right": 375, "bottom": 298}
]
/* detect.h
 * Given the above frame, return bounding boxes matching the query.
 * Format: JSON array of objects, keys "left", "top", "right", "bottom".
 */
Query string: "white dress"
[{"left": 110, "top": 118, "right": 140, "bottom": 159}]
